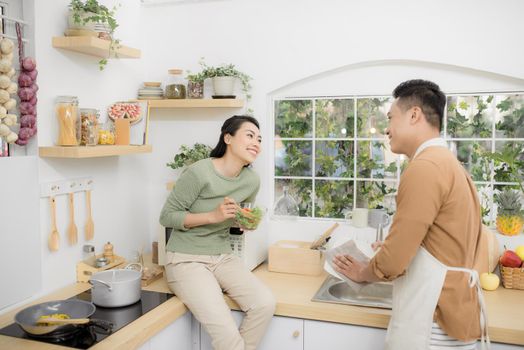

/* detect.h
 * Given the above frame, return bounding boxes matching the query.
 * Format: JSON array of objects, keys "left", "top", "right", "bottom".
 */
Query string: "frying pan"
[{"left": 14, "top": 299, "right": 104, "bottom": 336}]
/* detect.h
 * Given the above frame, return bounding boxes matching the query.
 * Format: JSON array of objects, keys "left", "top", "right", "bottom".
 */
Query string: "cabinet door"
[
  {"left": 200, "top": 311, "right": 303, "bottom": 350},
  {"left": 488, "top": 342, "right": 524, "bottom": 350},
  {"left": 258, "top": 314, "right": 303, "bottom": 350},
  {"left": 147, "top": 312, "right": 193, "bottom": 350},
  {"left": 304, "top": 319, "right": 386, "bottom": 350},
  {"left": 199, "top": 311, "right": 244, "bottom": 350}
]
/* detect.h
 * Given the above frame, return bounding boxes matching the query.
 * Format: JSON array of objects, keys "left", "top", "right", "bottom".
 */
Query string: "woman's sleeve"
[{"left": 159, "top": 168, "right": 202, "bottom": 231}]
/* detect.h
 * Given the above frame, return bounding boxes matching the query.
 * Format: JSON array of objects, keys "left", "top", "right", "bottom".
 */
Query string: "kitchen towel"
[{"left": 324, "top": 239, "right": 373, "bottom": 293}]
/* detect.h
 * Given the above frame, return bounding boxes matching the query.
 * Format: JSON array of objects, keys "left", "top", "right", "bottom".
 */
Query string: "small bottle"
[
  {"left": 165, "top": 69, "right": 187, "bottom": 99},
  {"left": 55, "top": 96, "right": 80, "bottom": 146},
  {"left": 103, "top": 241, "right": 114, "bottom": 263}
]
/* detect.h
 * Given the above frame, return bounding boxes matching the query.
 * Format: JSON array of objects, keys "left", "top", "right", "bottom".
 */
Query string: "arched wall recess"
[{"left": 269, "top": 59, "right": 524, "bottom": 98}]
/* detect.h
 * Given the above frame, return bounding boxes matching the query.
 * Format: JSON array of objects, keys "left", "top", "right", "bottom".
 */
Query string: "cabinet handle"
[{"left": 292, "top": 330, "right": 300, "bottom": 338}]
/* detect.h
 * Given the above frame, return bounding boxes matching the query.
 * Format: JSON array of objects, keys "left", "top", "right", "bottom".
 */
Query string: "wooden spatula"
[
  {"left": 85, "top": 190, "right": 94, "bottom": 241},
  {"left": 37, "top": 317, "right": 90, "bottom": 325},
  {"left": 48, "top": 196, "right": 60, "bottom": 252},
  {"left": 67, "top": 193, "right": 78, "bottom": 245},
  {"left": 310, "top": 222, "right": 339, "bottom": 250}
]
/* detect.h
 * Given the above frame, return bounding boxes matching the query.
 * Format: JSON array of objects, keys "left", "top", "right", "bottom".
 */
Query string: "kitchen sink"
[{"left": 312, "top": 275, "right": 393, "bottom": 309}]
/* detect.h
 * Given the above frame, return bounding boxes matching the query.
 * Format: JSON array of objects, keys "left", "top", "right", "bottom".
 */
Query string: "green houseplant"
[
  {"left": 68, "top": 0, "right": 121, "bottom": 70},
  {"left": 196, "top": 58, "right": 252, "bottom": 100},
  {"left": 166, "top": 143, "right": 212, "bottom": 170}
]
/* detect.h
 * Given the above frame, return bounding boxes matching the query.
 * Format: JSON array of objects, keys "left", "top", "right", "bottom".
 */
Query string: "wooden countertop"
[{"left": 1, "top": 264, "right": 523, "bottom": 349}]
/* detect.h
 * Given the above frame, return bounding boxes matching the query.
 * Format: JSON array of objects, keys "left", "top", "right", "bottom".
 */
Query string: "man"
[{"left": 334, "top": 80, "right": 489, "bottom": 349}]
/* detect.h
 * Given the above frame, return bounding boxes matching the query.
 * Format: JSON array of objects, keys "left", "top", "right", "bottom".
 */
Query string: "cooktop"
[{"left": 0, "top": 289, "right": 173, "bottom": 349}]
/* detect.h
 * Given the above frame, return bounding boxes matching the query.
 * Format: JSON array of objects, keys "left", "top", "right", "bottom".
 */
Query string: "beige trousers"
[{"left": 165, "top": 252, "right": 276, "bottom": 350}]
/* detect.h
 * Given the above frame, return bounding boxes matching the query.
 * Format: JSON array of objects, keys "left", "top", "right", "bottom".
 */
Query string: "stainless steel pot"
[{"left": 89, "top": 264, "right": 142, "bottom": 308}]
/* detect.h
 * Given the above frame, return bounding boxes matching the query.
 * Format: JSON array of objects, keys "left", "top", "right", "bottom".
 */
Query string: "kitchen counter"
[{"left": 1, "top": 264, "right": 523, "bottom": 349}]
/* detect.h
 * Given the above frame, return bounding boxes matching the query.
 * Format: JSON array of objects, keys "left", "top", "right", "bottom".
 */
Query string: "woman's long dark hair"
[{"left": 210, "top": 115, "right": 260, "bottom": 158}]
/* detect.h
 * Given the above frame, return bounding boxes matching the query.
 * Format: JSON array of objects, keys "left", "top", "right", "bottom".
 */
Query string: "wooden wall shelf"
[
  {"left": 52, "top": 36, "right": 141, "bottom": 59},
  {"left": 147, "top": 99, "right": 244, "bottom": 109},
  {"left": 39, "top": 145, "right": 152, "bottom": 158}
]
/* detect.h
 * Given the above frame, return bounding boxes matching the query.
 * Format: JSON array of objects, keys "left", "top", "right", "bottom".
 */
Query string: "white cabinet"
[
  {"left": 304, "top": 319, "right": 386, "bottom": 350},
  {"left": 138, "top": 311, "right": 193, "bottom": 350},
  {"left": 199, "top": 311, "right": 303, "bottom": 350},
  {"left": 488, "top": 342, "right": 524, "bottom": 350},
  {"left": 258, "top": 314, "right": 304, "bottom": 350},
  {"left": 140, "top": 310, "right": 522, "bottom": 350}
]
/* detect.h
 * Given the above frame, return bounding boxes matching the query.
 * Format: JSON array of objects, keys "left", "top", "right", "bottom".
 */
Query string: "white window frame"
[{"left": 270, "top": 91, "right": 524, "bottom": 225}]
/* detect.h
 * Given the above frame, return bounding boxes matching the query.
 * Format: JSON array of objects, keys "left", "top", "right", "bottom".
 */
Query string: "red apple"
[{"left": 500, "top": 248, "right": 522, "bottom": 268}]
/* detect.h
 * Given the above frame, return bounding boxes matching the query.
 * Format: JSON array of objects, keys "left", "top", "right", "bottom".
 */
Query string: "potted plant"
[
  {"left": 197, "top": 58, "right": 252, "bottom": 99},
  {"left": 68, "top": 0, "right": 121, "bottom": 70},
  {"left": 482, "top": 142, "right": 524, "bottom": 232},
  {"left": 494, "top": 189, "right": 524, "bottom": 236},
  {"left": 166, "top": 143, "right": 212, "bottom": 170},
  {"left": 186, "top": 71, "right": 206, "bottom": 99}
]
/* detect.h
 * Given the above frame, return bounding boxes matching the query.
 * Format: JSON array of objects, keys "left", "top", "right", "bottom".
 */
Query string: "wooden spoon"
[
  {"left": 85, "top": 190, "right": 94, "bottom": 241},
  {"left": 67, "top": 193, "right": 78, "bottom": 245},
  {"left": 48, "top": 196, "right": 60, "bottom": 252},
  {"left": 37, "top": 317, "right": 90, "bottom": 325}
]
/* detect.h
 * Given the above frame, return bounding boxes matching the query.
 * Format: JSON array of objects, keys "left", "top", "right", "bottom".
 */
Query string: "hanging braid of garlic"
[
  {"left": 15, "top": 21, "right": 37, "bottom": 146},
  {"left": 0, "top": 35, "right": 18, "bottom": 144}
]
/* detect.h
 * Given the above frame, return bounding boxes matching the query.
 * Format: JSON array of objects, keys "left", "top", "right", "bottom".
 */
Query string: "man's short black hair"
[{"left": 393, "top": 79, "right": 446, "bottom": 131}]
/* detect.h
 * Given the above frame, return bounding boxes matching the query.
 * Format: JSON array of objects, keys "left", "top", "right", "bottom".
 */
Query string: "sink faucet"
[{"left": 375, "top": 223, "right": 384, "bottom": 242}]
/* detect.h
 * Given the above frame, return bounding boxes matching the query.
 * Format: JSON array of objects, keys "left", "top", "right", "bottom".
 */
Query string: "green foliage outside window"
[
  {"left": 315, "top": 180, "right": 353, "bottom": 218},
  {"left": 447, "top": 96, "right": 492, "bottom": 138},
  {"left": 274, "top": 93, "right": 524, "bottom": 223},
  {"left": 315, "top": 141, "right": 353, "bottom": 177},
  {"left": 495, "top": 95, "right": 524, "bottom": 138},
  {"left": 275, "top": 100, "right": 312, "bottom": 138}
]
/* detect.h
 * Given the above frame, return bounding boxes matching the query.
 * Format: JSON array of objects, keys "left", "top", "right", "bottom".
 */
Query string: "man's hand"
[
  {"left": 333, "top": 254, "right": 370, "bottom": 283},
  {"left": 371, "top": 241, "right": 384, "bottom": 252}
]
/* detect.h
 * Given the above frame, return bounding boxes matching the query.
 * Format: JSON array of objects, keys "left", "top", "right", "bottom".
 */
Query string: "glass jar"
[
  {"left": 165, "top": 68, "right": 186, "bottom": 99},
  {"left": 55, "top": 96, "right": 80, "bottom": 146},
  {"left": 80, "top": 108, "right": 99, "bottom": 146},
  {"left": 98, "top": 122, "right": 115, "bottom": 145},
  {"left": 188, "top": 81, "right": 204, "bottom": 99}
]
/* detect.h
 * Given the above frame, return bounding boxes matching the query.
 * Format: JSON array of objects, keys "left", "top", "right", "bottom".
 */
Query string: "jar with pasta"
[
  {"left": 55, "top": 96, "right": 80, "bottom": 146},
  {"left": 80, "top": 108, "right": 99, "bottom": 146}
]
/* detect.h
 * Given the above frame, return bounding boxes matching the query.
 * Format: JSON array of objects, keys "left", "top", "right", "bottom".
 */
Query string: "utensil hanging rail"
[
  {"left": 0, "top": 14, "right": 29, "bottom": 25},
  {"left": 0, "top": 14, "right": 30, "bottom": 43}
]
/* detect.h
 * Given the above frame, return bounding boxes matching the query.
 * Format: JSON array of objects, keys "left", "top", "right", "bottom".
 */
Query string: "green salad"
[{"left": 235, "top": 206, "right": 263, "bottom": 230}]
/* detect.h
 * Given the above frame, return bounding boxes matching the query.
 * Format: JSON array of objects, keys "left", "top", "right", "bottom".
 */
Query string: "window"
[{"left": 272, "top": 93, "right": 524, "bottom": 225}]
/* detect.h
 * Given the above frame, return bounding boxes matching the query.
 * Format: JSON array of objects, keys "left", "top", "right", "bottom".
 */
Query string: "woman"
[{"left": 159, "top": 115, "right": 276, "bottom": 350}]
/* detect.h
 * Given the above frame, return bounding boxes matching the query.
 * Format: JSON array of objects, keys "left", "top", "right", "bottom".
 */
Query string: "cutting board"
[{"left": 141, "top": 267, "right": 164, "bottom": 287}]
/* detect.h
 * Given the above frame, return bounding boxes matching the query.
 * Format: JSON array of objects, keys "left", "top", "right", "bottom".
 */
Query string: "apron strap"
[{"left": 447, "top": 267, "right": 491, "bottom": 349}]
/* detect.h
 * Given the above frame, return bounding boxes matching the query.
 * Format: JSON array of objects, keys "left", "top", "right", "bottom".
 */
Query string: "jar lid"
[
  {"left": 80, "top": 108, "right": 100, "bottom": 115},
  {"left": 168, "top": 68, "right": 183, "bottom": 75},
  {"left": 56, "top": 95, "right": 78, "bottom": 103}
]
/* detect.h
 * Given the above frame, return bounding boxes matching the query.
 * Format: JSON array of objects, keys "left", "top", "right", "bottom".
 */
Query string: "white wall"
[
  {"left": 34, "top": 0, "right": 153, "bottom": 295},
  {"left": 1, "top": 0, "right": 151, "bottom": 312},
  {"left": 141, "top": 0, "right": 524, "bottom": 249},
  {"left": 2, "top": 0, "right": 524, "bottom": 313}
]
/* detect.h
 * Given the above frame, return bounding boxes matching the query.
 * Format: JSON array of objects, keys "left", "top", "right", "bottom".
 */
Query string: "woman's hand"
[
  {"left": 210, "top": 197, "right": 238, "bottom": 224},
  {"left": 333, "top": 254, "right": 369, "bottom": 283}
]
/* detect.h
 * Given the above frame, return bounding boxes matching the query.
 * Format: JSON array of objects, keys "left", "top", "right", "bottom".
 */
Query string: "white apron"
[{"left": 385, "top": 247, "right": 490, "bottom": 350}]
